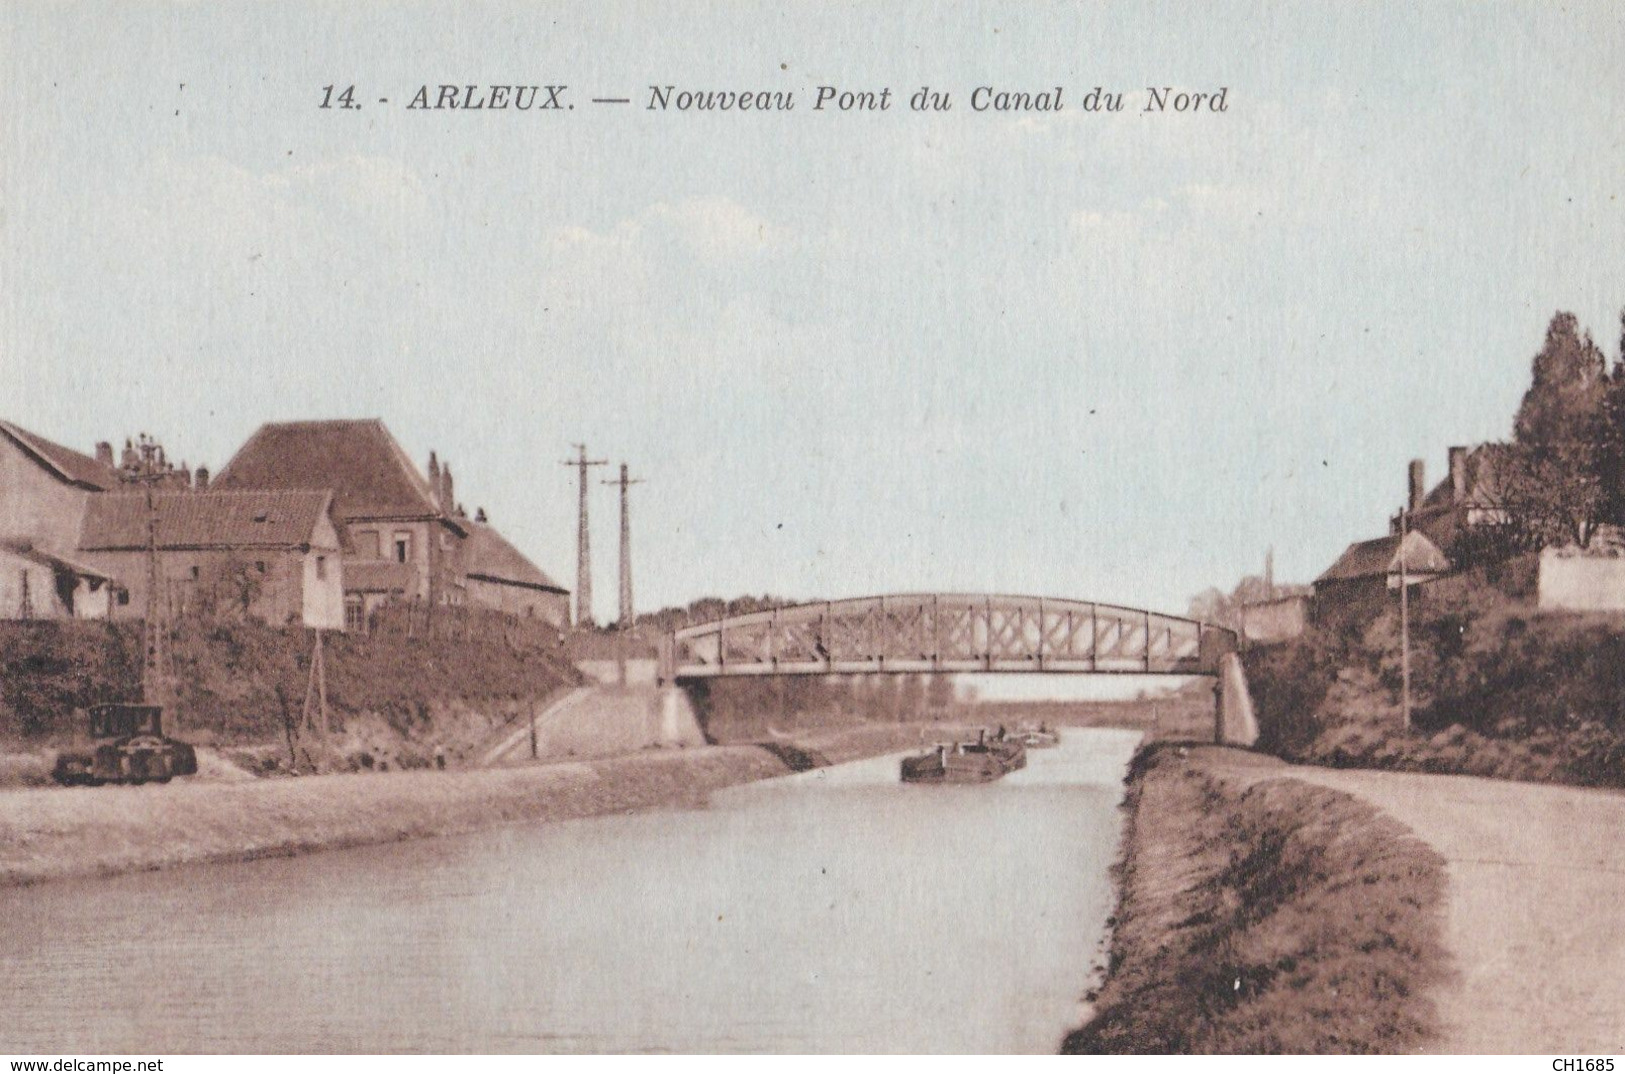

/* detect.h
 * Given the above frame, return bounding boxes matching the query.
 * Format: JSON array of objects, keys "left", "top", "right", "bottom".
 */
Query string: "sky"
[{"left": 4, "top": 1, "right": 1625, "bottom": 623}]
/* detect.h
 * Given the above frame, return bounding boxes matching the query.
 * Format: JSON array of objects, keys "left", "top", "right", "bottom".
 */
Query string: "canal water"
[{"left": 1, "top": 729, "right": 1140, "bottom": 1054}]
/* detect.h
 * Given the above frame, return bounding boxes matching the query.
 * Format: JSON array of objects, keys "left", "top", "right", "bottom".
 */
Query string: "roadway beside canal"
[{"left": 1069, "top": 743, "right": 1625, "bottom": 1054}]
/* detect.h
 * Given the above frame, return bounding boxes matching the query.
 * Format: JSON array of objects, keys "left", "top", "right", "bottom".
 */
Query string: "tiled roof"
[
  {"left": 79, "top": 491, "right": 334, "bottom": 551},
  {"left": 0, "top": 539, "right": 114, "bottom": 579},
  {"left": 1317, "top": 531, "right": 1450, "bottom": 584},
  {"left": 0, "top": 419, "right": 119, "bottom": 489},
  {"left": 213, "top": 419, "right": 441, "bottom": 522},
  {"left": 465, "top": 521, "right": 567, "bottom": 593}
]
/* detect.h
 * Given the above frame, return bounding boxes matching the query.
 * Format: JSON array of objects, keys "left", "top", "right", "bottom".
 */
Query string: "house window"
[
  {"left": 117, "top": 589, "right": 130, "bottom": 606},
  {"left": 190, "top": 565, "right": 200, "bottom": 581},
  {"left": 393, "top": 533, "right": 411, "bottom": 563},
  {"left": 315, "top": 555, "right": 327, "bottom": 580},
  {"left": 344, "top": 595, "right": 365, "bottom": 634},
  {"left": 256, "top": 561, "right": 266, "bottom": 574},
  {"left": 355, "top": 529, "right": 380, "bottom": 559}
]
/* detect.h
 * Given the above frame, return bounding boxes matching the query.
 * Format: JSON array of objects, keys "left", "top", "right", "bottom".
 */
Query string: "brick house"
[
  {"left": 0, "top": 419, "right": 127, "bottom": 618},
  {"left": 1392, "top": 445, "right": 1512, "bottom": 549},
  {"left": 0, "top": 540, "right": 116, "bottom": 619},
  {"left": 212, "top": 420, "right": 469, "bottom": 631},
  {"left": 0, "top": 418, "right": 120, "bottom": 552},
  {"left": 464, "top": 517, "right": 571, "bottom": 627},
  {"left": 77, "top": 490, "right": 345, "bottom": 629},
  {"left": 1311, "top": 530, "right": 1450, "bottom": 630}
]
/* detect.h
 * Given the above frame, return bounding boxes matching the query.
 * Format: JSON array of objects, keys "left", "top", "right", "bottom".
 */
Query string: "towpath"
[{"left": 1215, "top": 751, "right": 1625, "bottom": 1053}]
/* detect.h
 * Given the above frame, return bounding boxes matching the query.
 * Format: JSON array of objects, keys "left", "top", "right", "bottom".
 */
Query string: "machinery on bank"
[{"left": 52, "top": 703, "right": 198, "bottom": 786}]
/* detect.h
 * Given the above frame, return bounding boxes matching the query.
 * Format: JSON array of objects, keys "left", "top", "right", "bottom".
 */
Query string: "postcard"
[{"left": 3, "top": 0, "right": 1623, "bottom": 1061}]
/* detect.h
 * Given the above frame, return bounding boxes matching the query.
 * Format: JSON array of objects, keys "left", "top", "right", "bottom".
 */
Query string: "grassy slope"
[
  {"left": 1064, "top": 745, "right": 1449, "bottom": 1054},
  {"left": 0, "top": 619, "right": 582, "bottom": 747},
  {"left": 1244, "top": 590, "right": 1625, "bottom": 790},
  {"left": 0, "top": 746, "right": 788, "bottom": 887}
]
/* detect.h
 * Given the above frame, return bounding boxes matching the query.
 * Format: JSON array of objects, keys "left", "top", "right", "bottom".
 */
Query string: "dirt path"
[{"left": 1240, "top": 759, "right": 1625, "bottom": 1053}]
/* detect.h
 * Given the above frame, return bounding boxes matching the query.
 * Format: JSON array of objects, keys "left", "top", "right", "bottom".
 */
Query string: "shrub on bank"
[{"left": 1243, "top": 595, "right": 1625, "bottom": 788}]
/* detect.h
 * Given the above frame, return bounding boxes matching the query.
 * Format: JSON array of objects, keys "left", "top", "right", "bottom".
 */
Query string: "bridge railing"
[{"left": 661, "top": 593, "right": 1235, "bottom": 680}]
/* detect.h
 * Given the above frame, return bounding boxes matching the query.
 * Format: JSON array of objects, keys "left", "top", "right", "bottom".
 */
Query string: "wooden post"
[
  {"left": 877, "top": 595, "right": 885, "bottom": 672},
  {"left": 822, "top": 601, "right": 833, "bottom": 672},
  {"left": 275, "top": 684, "right": 298, "bottom": 773},
  {"left": 1036, "top": 597, "right": 1046, "bottom": 669},
  {"left": 985, "top": 594, "right": 994, "bottom": 670},
  {"left": 316, "top": 630, "right": 329, "bottom": 748},
  {"left": 931, "top": 594, "right": 941, "bottom": 667},
  {"left": 1400, "top": 510, "right": 1412, "bottom": 732}
]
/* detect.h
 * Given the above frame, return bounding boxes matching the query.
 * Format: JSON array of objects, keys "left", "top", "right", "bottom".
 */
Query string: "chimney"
[
  {"left": 195, "top": 465, "right": 210, "bottom": 492},
  {"left": 95, "top": 442, "right": 113, "bottom": 467},
  {"left": 475, "top": 506, "right": 487, "bottom": 524},
  {"left": 1408, "top": 459, "right": 1425, "bottom": 514},
  {"left": 427, "top": 452, "right": 441, "bottom": 507},
  {"left": 442, "top": 463, "right": 454, "bottom": 514},
  {"left": 1449, "top": 446, "right": 1468, "bottom": 504}
]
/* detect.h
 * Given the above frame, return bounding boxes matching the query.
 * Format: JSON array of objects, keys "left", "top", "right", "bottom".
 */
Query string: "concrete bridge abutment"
[
  {"left": 657, "top": 685, "right": 707, "bottom": 748},
  {"left": 1214, "top": 652, "right": 1260, "bottom": 747}
]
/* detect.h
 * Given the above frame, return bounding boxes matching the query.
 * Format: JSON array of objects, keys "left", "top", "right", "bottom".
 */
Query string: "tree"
[
  {"left": 1513, "top": 312, "right": 1609, "bottom": 446},
  {"left": 1496, "top": 442, "right": 1608, "bottom": 549},
  {"left": 1501, "top": 311, "right": 1616, "bottom": 549},
  {"left": 1601, "top": 306, "right": 1625, "bottom": 524}
]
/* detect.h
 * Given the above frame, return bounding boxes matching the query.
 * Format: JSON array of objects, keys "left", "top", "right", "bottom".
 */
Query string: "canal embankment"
[
  {"left": 1064, "top": 743, "right": 1450, "bottom": 1054},
  {"left": 0, "top": 746, "right": 790, "bottom": 888},
  {"left": 0, "top": 721, "right": 959, "bottom": 888}
]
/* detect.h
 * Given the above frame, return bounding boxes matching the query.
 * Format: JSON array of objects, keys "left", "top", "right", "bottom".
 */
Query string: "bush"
[{"left": 1243, "top": 639, "right": 1339, "bottom": 757}]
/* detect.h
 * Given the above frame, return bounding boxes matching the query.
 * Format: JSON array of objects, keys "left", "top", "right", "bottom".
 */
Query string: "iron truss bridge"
[{"left": 660, "top": 593, "right": 1236, "bottom": 680}]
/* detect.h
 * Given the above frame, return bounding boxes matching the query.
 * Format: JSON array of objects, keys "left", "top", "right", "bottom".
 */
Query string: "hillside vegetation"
[
  {"left": 0, "top": 619, "right": 582, "bottom": 761},
  {"left": 1245, "top": 578, "right": 1625, "bottom": 788}
]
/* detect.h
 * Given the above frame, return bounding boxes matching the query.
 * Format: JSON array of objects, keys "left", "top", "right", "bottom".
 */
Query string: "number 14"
[{"left": 319, "top": 84, "right": 359, "bottom": 110}]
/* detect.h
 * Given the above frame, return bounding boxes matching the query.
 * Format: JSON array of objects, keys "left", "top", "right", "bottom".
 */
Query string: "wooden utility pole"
[
  {"left": 603, "top": 462, "right": 644, "bottom": 686},
  {"left": 561, "top": 444, "right": 607, "bottom": 629},
  {"left": 1398, "top": 509, "right": 1412, "bottom": 731},
  {"left": 603, "top": 463, "right": 644, "bottom": 630},
  {"left": 298, "top": 629, "right": 331, "bottom": 773},
  {"left": 126, "top": 434, "right": 174, "bottom": 723}
]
